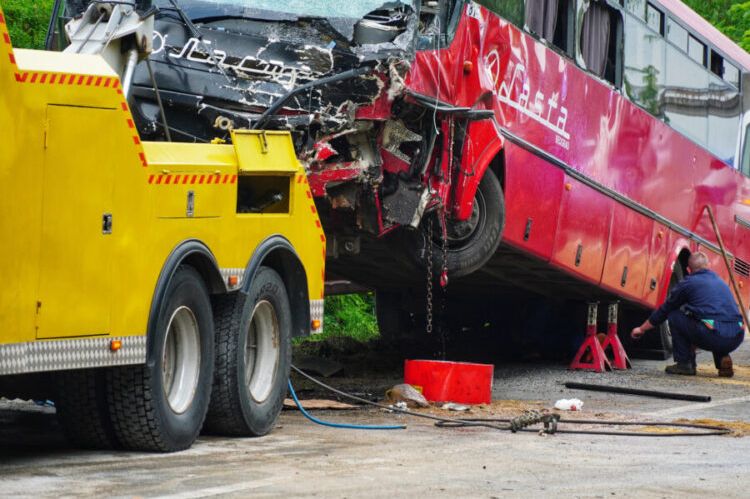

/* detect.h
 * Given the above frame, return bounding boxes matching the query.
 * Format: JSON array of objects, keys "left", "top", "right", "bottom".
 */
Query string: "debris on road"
[
  {"left": 440, "top": 403, "right": 470, "bottom": 412},
  {"left": 283, "top": 398, "right": 357, "bottom": 411},
  {"left": 554, "top": 399, "right": 584, "bottom": 411},
  {"left": 384, "top": 384, "right": 429, "bottom": 408}
]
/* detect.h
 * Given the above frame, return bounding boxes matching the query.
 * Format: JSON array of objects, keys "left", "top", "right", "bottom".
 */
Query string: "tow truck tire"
[
  {"left": 107, "top": 266, "right": 215, "bottom": 452},
  {"left": 55, "top": 368, "right": 119, "bottom": 449},
  {"left": 204, "top": 266, "right": 291, "bottom": 437},
  {"left": 410, "top": 169, "right": 504, "bottom": 278}
]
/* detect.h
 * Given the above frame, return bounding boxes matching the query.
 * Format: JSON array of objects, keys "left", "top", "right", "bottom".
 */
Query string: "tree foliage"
[
  {"left": 684, "top": 0, "right": 750, "bottom": 52},
  {"left": 0, "top": 0, "right": 54, "bottom": 49}
]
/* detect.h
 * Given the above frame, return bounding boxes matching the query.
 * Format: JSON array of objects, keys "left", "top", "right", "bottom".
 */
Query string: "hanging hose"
[
  {"left": 290, "top": 365, "right": 731, "bottom": 437},
  {"left": 287, "top": 379, "right": 405, "bottom": 430}
]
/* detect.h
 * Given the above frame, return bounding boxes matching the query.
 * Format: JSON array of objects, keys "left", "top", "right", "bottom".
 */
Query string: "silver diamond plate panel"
[
  {"left": 0, "top": 336, "right": 147, "bottom": 376},
  {"left": 310, "top": 299, "right": 324, "bottom": 334},
  {"left": 220, "top": 267, "right": 246, "bottom": 291}
]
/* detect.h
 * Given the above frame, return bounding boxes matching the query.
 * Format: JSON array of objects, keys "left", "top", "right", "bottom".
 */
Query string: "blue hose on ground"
[{"left": 287, "top": 379, "right": 406, "bottom": 430}]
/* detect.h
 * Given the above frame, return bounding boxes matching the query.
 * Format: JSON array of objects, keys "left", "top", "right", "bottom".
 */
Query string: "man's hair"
[{"left": 688, "top": 252, "right": 709, "bottom": 272}]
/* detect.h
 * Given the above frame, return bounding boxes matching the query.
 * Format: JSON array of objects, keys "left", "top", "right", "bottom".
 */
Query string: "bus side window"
[
  {"left": 622, "top": 12, "right": 666, "bottom": 118},
  {"left": 525, "top": 0, "right": 558, "bottom": 40},
  {"left": 477, "top": 0, "right": 575, "bottom": 56},
  {"left": 476, "top": 0, "right": 525, "bottom": 27},
  {"left": 579, "top": 1, "right": 622, "bottom": 86},
  {"left": 741, "top": 125, "right": 750, "bottom": 176}
]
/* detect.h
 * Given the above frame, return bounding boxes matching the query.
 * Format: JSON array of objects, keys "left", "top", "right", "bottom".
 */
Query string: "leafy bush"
[
  {"left": 0, "top": 0, "right": 54, "bottom": 49},
  {"left": 319, "top": 294, "right": 379, "bottom": 342}
]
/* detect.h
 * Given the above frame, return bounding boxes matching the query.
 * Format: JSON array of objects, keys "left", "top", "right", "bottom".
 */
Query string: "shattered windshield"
[{"left": 163, "top": 0, "right": 412, "bottom": 21}]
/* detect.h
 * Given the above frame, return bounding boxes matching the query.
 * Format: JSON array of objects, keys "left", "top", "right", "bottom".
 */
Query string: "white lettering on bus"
[
  {"left": 487, "top": 51, "right": 570, "bottom": 146},
  {"left": 162, "top": 33, "right": 323, "bottom": 89}
]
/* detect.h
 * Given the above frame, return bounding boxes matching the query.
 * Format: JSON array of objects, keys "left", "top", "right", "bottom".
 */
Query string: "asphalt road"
[{"left": 1, "top": 342, "right": 749, "bottom": 498}]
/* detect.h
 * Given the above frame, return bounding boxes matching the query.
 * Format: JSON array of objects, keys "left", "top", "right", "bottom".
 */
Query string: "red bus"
[
  {"left": 325, "top": 0, "right": 750, "bottom": 353},
  {"left": 62, "top": 0, "right": 750, "bottom": 354}
]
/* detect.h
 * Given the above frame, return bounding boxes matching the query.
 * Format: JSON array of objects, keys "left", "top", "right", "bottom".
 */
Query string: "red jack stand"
[
  {"left": 570, "top": 302, "right": 612, "bottom": 372},
  {"left": 600, "top": 302, "right": 632, "bottom": 370}
]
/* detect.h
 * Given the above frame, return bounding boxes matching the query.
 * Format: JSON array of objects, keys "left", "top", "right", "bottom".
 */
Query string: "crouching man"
[{"left": 631, "top": 252, "right": 745, "bottom": 377}]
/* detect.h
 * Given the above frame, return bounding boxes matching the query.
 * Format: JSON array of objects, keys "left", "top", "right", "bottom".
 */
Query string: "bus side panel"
[
  {"left": 642, "top": 222, "right": 669, "bottom": 307},
  {"left": 551, "top": 177, "right": 613, "bottom": 284},
  {"left": 600, "top": 204, "right": 651, "bottom": 300},
  {"left": 502, "top": 143, "right": 564, "bottom": 260}
]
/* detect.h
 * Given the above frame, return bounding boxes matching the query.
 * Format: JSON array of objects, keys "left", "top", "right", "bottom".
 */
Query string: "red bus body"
[{"left": 314, "top": 1, "right": 750, "bottom": 318}]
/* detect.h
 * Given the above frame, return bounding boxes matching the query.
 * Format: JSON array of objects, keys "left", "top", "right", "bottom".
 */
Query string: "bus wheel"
[
  {"left": 204, "top": 266, "right": 291, "bottom": 437},
  {"left": 659, "top": 265, "right": 684, "bottom": 356},
  {"left": 55, "top": 368, "right": 119, "bottom": 449},
  {"left": 107, "top": 266, "right": 215, "bottom": 452},
  {"left": 413, "top": 169, "right": 504, "bottom": 278}
]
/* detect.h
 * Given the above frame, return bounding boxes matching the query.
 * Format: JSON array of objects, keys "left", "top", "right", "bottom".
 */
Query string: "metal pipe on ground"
[{"left": 564, "top": 381, "right": 711, "bottom": 402}]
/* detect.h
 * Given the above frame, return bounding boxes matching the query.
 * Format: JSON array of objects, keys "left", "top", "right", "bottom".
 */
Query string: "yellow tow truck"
[{"left": 0, "top": 4, "right": 325, "bottom": 452}]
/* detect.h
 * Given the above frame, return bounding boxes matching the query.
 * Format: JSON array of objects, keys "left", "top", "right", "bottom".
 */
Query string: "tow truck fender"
[
  {"left": 146, "top": 240, "right": 225, "bottom": 367},
  {"left": 452, "top": 118, "right": 504, "bottom": 220},
  {"left": 243, "top": 235, "right": 311, "bottom": 339}
]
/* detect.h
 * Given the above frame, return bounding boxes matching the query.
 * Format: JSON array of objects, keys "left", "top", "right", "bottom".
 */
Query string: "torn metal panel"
[
  {"left": 57, "top": 0, "right": 505, "bottom": 248},
  {"left": 382, "top": 180, "right": 428, "bottom": 228}
]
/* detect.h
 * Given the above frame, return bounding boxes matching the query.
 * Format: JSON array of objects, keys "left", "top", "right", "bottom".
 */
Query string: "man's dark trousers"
[{"left": 667, "top": 310, "right": 744, "bottom": 366}]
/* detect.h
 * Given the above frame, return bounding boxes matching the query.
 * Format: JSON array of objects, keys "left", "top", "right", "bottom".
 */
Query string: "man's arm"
[
  {"left": 631, "top": 319, "right": 654, "bottom": 339},
  {"left": 631, "top": 277, "right": 689, "bottom": 339}
]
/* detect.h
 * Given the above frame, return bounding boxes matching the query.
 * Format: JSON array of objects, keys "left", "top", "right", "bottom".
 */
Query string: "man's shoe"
[
  {"left": 665, "top": 363, "right": 696, "bottom": 376},
  {"left": 718, "top": 355, "right": 734, "bottom": 378}
]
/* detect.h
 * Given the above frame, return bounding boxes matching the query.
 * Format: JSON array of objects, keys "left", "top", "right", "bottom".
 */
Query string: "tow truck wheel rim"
[
  {"left": 245, "top": 300, "right": 280, "bottom": 403},
  {"left": 161, "top": 305, "right": 202, "bottom": 415}
]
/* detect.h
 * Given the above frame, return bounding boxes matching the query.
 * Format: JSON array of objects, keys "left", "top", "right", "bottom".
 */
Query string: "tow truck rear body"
[{"left": 0, "top": 6, "right": 325, "bottom": 451}]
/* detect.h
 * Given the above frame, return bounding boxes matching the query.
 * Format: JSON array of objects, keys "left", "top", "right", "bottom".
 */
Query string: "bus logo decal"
[{"left": 488, "top": 51, "right": 570, "bottom": 148}]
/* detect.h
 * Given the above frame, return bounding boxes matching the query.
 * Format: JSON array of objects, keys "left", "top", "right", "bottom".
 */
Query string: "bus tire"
[
  {"left": 107, "top": 266, "right": 215, "bottom": 452},
  {"left": 204, "top": 266, "right": 291, "bottom": 437},
  {"left": 55, "top": 368, "right": 119, "bottom": 449},
  {"left": 659, "top": 264, "right": 684, "bottom": 356},
  {"left": 411, "top": 169, "right": 504, "bottom": 278}
]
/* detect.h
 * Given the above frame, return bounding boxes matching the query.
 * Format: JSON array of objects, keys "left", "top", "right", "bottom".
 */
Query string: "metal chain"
[
  {"left": 438, "top": 206, "right": 449, "bottom": 358},
  {"left": 425, "top": 217, "right": 434, "bottom": 335}
]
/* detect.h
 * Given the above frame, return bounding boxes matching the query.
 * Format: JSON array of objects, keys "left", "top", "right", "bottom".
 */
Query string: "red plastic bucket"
[{"left": 403, "top": 359, "right": 494, "bottom": 405}]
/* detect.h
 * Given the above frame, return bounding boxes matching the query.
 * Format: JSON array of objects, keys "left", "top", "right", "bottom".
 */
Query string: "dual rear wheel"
[{"left": 55, "top": 265, "right": 292, "bottom": 451}]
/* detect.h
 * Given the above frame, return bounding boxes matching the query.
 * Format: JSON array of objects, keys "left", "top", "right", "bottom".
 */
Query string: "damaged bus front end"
[{"left": 54, "top": 0, "right": 505, "bottom": 286}]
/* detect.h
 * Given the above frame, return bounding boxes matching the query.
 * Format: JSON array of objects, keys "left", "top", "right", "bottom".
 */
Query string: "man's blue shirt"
[{"left": 649, "top": 269, "right": 743, "bottom": 338}]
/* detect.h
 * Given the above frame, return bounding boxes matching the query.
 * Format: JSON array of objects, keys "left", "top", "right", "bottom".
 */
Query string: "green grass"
[{"left": 0, "top": 0, "right": 54, "bottom": 49}]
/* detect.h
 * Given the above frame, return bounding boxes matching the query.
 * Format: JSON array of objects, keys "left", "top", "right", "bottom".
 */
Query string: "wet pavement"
[{"left": 1, "top": 341, "right": 749, "bottom": 498}]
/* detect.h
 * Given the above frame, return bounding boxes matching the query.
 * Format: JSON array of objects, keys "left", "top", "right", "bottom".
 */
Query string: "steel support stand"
[{"left": 569, "top": 302, "right": 612, "bottom": 372}]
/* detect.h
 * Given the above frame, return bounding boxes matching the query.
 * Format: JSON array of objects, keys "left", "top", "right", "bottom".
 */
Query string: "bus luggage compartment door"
[
  {"left": 36, "top": 105, "right": 115, "bottom": 339},
  {"left": 551, "top": 176, "right": 613, "bottom": 283}
]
